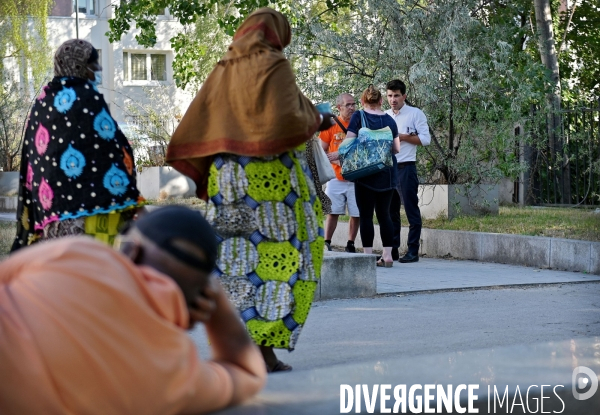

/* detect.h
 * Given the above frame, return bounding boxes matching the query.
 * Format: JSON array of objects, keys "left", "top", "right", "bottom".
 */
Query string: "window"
[
  {"left": 73, "top": 0, "right": 96, "bottom": 15},
  {"left": 151, "top": 54, "right": 166, "bottom": 81},
  {"left": 123, "top": 52, "right": 129, "bottom": 82},
  {"left": 123, "top": 52, "right": 167, "bottom": 82},
  {"left": 131, "top": 54, "right": 146, "bottom": 80}
]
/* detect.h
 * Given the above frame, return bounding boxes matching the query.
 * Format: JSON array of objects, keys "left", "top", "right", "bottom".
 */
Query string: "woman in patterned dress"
[
  {"left": 11, "top": 39, "right": 143, "bottom": 252},
  {"left": 167, "top": 8, "right": 333, "bottom": 372}
]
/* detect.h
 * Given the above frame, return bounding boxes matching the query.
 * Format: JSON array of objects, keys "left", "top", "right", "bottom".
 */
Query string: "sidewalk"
[
  {"left": 376, "top": 257, "right": 600, "bottom": 294},
  {"left": 198, "top": 262, "right": 600, "bottom": 414}
]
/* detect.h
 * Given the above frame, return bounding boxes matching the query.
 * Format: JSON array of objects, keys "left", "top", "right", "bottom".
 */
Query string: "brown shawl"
[{"left": 167, "top": 8, "right": 320, "bottom": 200}]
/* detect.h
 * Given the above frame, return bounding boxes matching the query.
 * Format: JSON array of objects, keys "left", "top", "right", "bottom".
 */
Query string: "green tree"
[
  {"left": 170, "top": 7, "right": 232, "bottom": 91},
  {"left": 0, "top": 0, "right": 52, "bottom": 89},
  {"left": 292, "top": 0, "right": 548, "bottom": 186},
  {"left": 0, "top": 82, "right": 34, "bottom": 171},
  {"left": 119, "top": 84, "right": 185, "bottom": 167},
  {"left": 0, "top": 0, "right": 53, "bottom": 171},
  {"left": 556, "top": 0, "right": 600, "bottom": 100},
  {"left": 107, "top": 0, "right": 351, "bottom": 89}
]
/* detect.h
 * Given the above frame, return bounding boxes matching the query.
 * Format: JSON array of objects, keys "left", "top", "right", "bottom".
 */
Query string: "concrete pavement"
[
  {"left": 191, "top": 270, "right": 600, "bottom": 370},
  {"left": 189, "top": 253, "right": 600, "bottom": 413},
  {"left": 193, "top": 278, "right": 600, "bottom": 413},
  {"left": 376, "top": 257, "right": 600, "bottom": 294}
]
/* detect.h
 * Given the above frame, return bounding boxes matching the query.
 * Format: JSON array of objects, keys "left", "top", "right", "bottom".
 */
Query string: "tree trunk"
[{"left": 533, "top": 0, "right": 570, "bottom": 203}]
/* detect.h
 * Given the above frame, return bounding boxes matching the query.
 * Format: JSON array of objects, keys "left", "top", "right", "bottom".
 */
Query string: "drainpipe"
[{"left": 75, "top": 0, "right": 79, "bottom": 38}]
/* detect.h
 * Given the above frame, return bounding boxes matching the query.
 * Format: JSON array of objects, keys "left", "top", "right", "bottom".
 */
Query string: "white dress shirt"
[{"left": 385, "top": 104, "right": 431, "bottom": 163}]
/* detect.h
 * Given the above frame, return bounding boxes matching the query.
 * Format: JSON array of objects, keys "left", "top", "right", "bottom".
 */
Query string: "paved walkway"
[{"left": 376, "top": 257, "right": 600, "bottom": 294}]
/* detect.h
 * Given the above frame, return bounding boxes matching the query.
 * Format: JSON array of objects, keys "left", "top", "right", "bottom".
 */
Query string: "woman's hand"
[
  {"left": 317, "top": 112, "right": 334, "bottom": 131},
  {"left": 327, "top": 151, "right": 340, "bottom": 162}
]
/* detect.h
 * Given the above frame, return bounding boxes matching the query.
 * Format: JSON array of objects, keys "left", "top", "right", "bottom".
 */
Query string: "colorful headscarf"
[
  {"left": 167, "top": 8, "right": 320, "bottom": 200},
  {"left": 11, "top": 75, "right": 142, "bottom": 252},
  {"left": 54, "top": 39, "right": 94, "bottom": 79}
]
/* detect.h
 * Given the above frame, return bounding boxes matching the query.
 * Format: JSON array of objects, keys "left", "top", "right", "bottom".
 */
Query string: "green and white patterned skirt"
[{"left": 203, "top": 145, "right": 324, "bottom": 350}]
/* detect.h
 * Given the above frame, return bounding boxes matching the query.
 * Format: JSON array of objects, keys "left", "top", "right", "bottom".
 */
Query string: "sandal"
[
  {"left": 267, "top": 360, "right": 293, "bottom": 373},
  {"left": 376, "top": 258, "right": 393, "bottom": 268}
]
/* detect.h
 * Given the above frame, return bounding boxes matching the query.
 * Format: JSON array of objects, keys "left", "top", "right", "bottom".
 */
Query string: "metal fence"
[{"left": 526, "top": 99, "right": 600, "bottom": 206}]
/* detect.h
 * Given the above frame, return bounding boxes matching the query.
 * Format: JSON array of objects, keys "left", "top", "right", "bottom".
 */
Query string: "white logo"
[{"left": 572, "top": 366, "right": 598, "bottom": 400}]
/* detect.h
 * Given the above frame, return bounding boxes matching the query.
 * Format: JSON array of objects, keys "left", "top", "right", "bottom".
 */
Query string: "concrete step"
[{"left": 316, "top": 251, "right": 376, "bottom": 301}]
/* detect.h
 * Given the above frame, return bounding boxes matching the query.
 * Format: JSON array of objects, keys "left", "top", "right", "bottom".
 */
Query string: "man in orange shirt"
[
  {"left": 319, "top": 93, "right": 360, "bottom": 252},
  {"left": 0, "top": 206, "right": 266, "bottom": 415}
]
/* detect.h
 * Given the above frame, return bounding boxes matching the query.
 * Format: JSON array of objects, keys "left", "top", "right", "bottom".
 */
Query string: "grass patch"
[
  {"left": 148, "top": 197, "right": 206, "bottom": 211},
  {"left": 339, "top": 206, "right": 600, "bottom": 242},
  {"left": 0, "top": 221, "right": 16, "bottom": 258},
  {"left": 150, "top": 197, "right": 206, "bottom": 207}
]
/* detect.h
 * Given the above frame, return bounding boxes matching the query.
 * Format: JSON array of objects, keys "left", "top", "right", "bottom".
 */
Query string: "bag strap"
[
  {"left": 332, "top": 115, "right": 347, "bottom": 134},
  {"left": 359, "top": 110, "right": 369, "bottom": 129}
]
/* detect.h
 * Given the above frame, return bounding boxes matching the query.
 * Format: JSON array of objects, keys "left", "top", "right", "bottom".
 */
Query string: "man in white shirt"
[{"left": 385, "top": 79, "right": 431, "bottom": 263}]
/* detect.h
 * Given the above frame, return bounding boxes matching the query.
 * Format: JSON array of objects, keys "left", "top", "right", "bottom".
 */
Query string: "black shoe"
[
  {"left": 345, "top": 241, "right": 356, "bottom": 253},
  {"left": 325, "top": 241, "right": 332, "bottom": 251},
  {"left": 391, "top": 248, "right": 399, "bottom": 261},
  {"left": 399, "top": 252, "right": 419, "bottom": 263}
]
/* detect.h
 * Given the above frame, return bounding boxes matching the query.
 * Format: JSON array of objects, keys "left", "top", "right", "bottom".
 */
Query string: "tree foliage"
[
  {"left": 0, "top": 0, "right": 53, "bottom": 171},
  {"left": 557, "top": 1, "right": 600, "bottom": 100},
  {"left": 0, "top": 82, "right": 36, "bottom": 171},
  {"left": 122, "top": 84, "right": 184, "bottom": 167},
  {"left": 170, "top": 7, "right": 232, "bottom": 91},
  {"left": 291, "top": 0, "right": 549, "bottom": 184},
  {"left": 0, "top": 0, "right": 52, "bottom": 89},
  {"left": 106, "top": 0, "right": 596, "bottom": 190},
  {"left": 107, "top": 0, "right": 352, "bottom": 89}
]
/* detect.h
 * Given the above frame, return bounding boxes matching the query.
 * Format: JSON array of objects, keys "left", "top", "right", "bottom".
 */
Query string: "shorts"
[{"left": 324, "top": 179, "right": 359, "bottom": 217}]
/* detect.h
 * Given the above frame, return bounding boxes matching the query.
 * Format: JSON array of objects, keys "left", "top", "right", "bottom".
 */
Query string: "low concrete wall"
[
  {"left": 137, "top": 166, "right": 197, "bottom": 200},
  {"left": 499, "top": 177, "right": 515, "bottom": 205},
  {"left": 0, "top": 168, "right": 198, "bottom": 202},
  {"left": 315, "top": 252, "right": 377, "bottom": 301},
  {"left": 418, "top": 184, "right": 499, "bottom": 219},
  {"left": 418, "top": 185, "right": 448, "bottom": 219},
  {"left": 0, "top": 196, "right": 17, "bottom": 212},
  {"left": 330, "top": 221, "right": 600, "bottom": 275}
]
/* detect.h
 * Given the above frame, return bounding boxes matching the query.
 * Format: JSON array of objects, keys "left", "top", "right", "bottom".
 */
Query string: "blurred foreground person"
[
  {"left": 167, "top": 8, "right": 332, "bottom": 372},
  {"left": 0, "top": 206, "right": 266, "bottom": 415}
]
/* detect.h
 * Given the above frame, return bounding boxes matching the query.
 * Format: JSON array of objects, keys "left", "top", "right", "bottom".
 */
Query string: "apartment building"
[{"left": 48, "top": 0, "right": 193, "bottom": 129}]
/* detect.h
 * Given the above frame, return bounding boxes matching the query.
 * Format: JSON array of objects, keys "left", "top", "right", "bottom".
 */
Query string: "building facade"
[{"left": 48, "top": 0, "right": 193, "bottom": 130}]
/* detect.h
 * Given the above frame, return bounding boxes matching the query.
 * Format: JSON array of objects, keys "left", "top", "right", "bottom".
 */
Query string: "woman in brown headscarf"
[{"left": 168, "top": 8, "right": 332, "bottom": 372}]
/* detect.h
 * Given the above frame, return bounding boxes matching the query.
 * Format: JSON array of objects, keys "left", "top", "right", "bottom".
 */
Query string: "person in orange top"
[
  {"left": 319, "top": 93, "right": 360, "bottom": 252},
  {"left": 0, "top": 205, "right": 266, "bottom": 415}
]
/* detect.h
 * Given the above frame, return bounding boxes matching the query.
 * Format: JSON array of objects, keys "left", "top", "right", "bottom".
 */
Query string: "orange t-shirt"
[
  {"left": 318, "top": 117, "right": 350, "bottom": 181},
  {"left": 0, "top": 238, "right": 240, "bottom": 415}
]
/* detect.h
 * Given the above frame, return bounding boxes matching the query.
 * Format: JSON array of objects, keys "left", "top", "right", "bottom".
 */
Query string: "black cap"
[{"left": 131, "top": 205, "right": 217, "bottom": 272}]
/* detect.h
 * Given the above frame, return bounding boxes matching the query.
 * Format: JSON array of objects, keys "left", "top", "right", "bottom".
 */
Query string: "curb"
[
  {"left": 377, "top": 279, "right": 600, "bottom": 297},
  {"left": 330, "top": 221, "right": 600, "bottom": 275}
]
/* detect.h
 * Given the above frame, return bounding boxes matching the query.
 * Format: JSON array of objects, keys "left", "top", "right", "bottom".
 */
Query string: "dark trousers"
[
  {"left": 354, "top": 184, "right": 395, "bottom": 247},
  {"left": 391, "top": 163, "right": 421, "bottom": 255}
]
